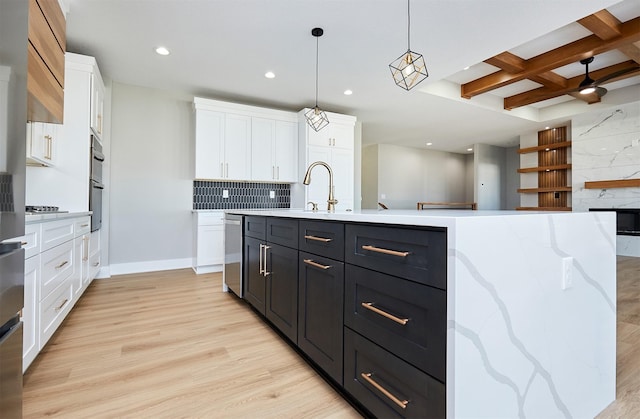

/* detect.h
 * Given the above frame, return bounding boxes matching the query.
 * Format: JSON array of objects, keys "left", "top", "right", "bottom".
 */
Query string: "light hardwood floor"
[{"left": 23, "top": 257, "right": 640, "bottom": 418}]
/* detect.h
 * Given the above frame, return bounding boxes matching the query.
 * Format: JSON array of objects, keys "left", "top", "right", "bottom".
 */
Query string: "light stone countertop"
[{"left": 25, "top": 211, "right": 92, "bottom": 224}]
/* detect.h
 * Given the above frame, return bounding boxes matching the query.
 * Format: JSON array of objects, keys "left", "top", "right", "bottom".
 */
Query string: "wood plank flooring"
[
  {"left": 23, "top": 257, "right": 640, "bottom": 418},
  {"left": 22, "top": 270, "right": 361, "bottom": 418}
]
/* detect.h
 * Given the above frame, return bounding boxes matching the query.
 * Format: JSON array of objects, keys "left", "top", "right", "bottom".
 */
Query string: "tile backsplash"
[{"left": 193, "top": 181, "right": 291, "bottom": 210}]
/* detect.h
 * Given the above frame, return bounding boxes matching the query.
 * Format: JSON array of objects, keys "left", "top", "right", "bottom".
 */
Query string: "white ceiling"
[{"left": 62, "top": 0, "right": 640, "bottom": 154}]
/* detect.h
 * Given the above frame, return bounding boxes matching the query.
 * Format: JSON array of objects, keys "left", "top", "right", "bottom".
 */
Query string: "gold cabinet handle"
[
  {"left": 55, "top": 260, "right": 69, "bottom": 269},
  {"left": 44, "top": 135, "right": 52, "bottom": 160},
  {"left": 93, "top": 262, "right": 100, "bottom": 267},
  {"left": 360, "top": 373, "right": 409, "bottom": 409},
  {"left": 303, "top": 259, "right": 331, "bottom": 270},
  {"left": 81, "top": 223, "right": 89, "bottom": 227},
  {"left": 21, "top": 241, "right": 28, "bottom": 246},
  {"left": 361, "top": 245, "right": 410, "bottom": 257},
  {"left": 304, "top": 235, "right": 332, "bottom": 243},
  {"left": 361, "top": 302, "right": 409, "bottom": 325},
  {"left": 55, "top": 298, "right": 69, "bottom": 312}
]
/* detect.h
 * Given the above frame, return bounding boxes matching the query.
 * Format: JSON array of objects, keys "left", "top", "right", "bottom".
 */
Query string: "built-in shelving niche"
[{"left": 517, "top": 126, "right": 572, "bottom": 211}]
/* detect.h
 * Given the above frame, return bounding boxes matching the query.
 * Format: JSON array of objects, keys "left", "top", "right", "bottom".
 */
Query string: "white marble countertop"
[
  {"left": 225, "top": 208, "right": 595, "bottom": 228},
  {"left": 26, "top": 211, "right": 92, "bottom": 224}
]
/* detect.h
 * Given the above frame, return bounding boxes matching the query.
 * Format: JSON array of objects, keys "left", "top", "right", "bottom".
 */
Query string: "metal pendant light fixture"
[
  {"left": 389, "top": 0, "right": 428, "bottom": 90},
  {"left": 305, "top": 27, "right": 330, "bottom": 132}
]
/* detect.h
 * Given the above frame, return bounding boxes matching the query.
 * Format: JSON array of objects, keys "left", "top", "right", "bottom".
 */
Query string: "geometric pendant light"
[
  {"left": 389, "top": 0, "right": 428, "bottom": 90},
  {"left": 305, "top": 27, "right": 330, "bottom": 131}
]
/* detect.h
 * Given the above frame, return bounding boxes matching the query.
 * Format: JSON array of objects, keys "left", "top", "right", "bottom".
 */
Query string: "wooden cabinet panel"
[
  {"left": 344, "top": 328, "right": 445, "bottom": 419},
  {"left": 35, "top": 0, "right": 65, "bottom": 50},
  {"left": 27, "top": 42, "right": 63, "bottom": 123},
  {"left": 298, "top": 252, "right": 344, "bottom": 383},
  {"left": 28, "top": 0, "right": 64, "bottom": 87}
]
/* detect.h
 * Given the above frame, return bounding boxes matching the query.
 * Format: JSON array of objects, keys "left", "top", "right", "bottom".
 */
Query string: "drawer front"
[
  {"left": 197, "top": 211, "right": 224, "bottom": 226},
  {"left": 344, "top": 328, "right": 445, "bottom": 419},
  {"left": 39, "top": 280, "right": 73, "bottom": 349},
  {"left": 88, "top": 250, "right": 101, "bottom": 280},
  {"left": 345, "top": 264, "right": 446, "bottom": 382},
  {"left": 345, "top": 224, "right": 447, "bottom": 290},
  {"left": 266, "top": 217, "right": 298, "bottom": 249},
  {"left": 299, "top": 220, "right": 344, "bottom": 261},
  {"left": 41, "top": 219, "right": 74, "bottom": 252},
  {"left": 244, "top": 216, "right": 266, "bottom": 240},
  {"left": 22, "top": 223, "right": 41, "bottom": 259},
  {"left": 74, "top": 217, "right": 91, "bottom": 237},
  {"left": 40, "top": 239, "right": 74, "bottom": 299}
]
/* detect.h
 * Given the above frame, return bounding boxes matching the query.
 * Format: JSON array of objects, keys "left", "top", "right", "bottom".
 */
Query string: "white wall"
[
  {"left": 571, "top": 100, "right": 640, "bottom": 257},
  {"left": 109, "top": 83, "right": 194, "bottom": 274},
  {"left": 361, "top": 144, "right": 467, "bottom": 209},
  {"left": 504, "top": 146, "right": 520, "bottom": 210}
]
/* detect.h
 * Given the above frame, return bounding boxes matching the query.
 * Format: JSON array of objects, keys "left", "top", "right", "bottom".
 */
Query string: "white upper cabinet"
[
  {"left": 90, "top": 69, "right": 105, "bottom": 138},
  {"left": 194, "top": 97, "right": 298, "bottom": 182},
  {"left": 308, "top": 120, "right": 354, "bottom": 150},
  {"left": 26, "top": 122, "right": 58, "bottom": 166}
]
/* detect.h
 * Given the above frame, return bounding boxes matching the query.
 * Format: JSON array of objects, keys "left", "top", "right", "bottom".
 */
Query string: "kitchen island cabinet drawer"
[
  {"left": 345, "top": 224, "right": 447, "bottom": 290},
  {"left": 299, "top": 220, "right": 344, "bottom": 261},
  {"left": 244, "top": 216, "right": 266, "bottom": 240},
  {"left": 74, "top": 216, "right": 91, "bottom": 236},
  {"left": 266, "top": 217, "right": 298, "bottom": 249},
  {"left": 40, "top": 239, "right": 74, "bottom": 299},
  {"left": 39, "top": 280, "right": 73, "bottom": 349},
  {"left": 345, "top": 264, "right": 446, "bottom": 382},
  {"left": 344, "top": 328, "right": 445, "bottom": 419}
]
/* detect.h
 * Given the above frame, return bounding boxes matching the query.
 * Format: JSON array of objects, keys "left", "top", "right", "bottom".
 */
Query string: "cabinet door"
[
  {"left": 26, "top": 122, "right": 57, "bottom": 166},
  {"left": 331, "top": 147, "right": 354, "bottom": 211},
  {"left": 90, "top": 72, "right": 105, "bottom": 137},
  {"left": 23, "top": 255, "right": 40, "bottom": 372},
  {"left": 330, "top": 123, "right": 354, "bottom": 150},
  {"left": 306, "top": 145, "right": 332, "bottom": 210},
  {"left": 275, "top": 120, "right": 298, "bottom": 182},
  {"left": 298, "top": 252, "right": 344, "bottom": 383},
  {"left": 197, "top": 224, "right": 224, "bottom": 266},
  {"left": 224, "top": 113, "right": 251, "bottom": 180},
  {"left": 250, "top": 117, "right": 276, "bottom": 181},
  {"left": 307, "top": 123, "right": 333, "bottom": 147},
  {"left": 194, "top": 109, "right": 225, "bottom": 179},
  {"left": 265, "top": 243, "right": 298, "bottom": 343},
  {"left": 243, "top": 236, "right": 266, "bottom": 314}
]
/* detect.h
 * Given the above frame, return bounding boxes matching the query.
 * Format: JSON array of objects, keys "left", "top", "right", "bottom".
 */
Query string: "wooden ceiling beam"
[
  {"left": 461, "top": 15, "right": 640, "bottom": 99},
  {"left": 486, "top": 51, "right": 568, "bottom": 89},
  {"left": 503, "top": 60, "right": 640, "bottom": 109},
  {"left": 578, "top": 10, "right": 622, "bottom": 40},
  {"left": 618, "top": 41, "right": 640, "bottom": 64},
  {"left": 530, "top": 71, "right": 568, "bottom": 89}
]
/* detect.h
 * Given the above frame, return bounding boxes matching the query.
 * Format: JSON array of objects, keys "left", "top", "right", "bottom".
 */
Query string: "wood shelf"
[
  {"left": 518, "top": 164, "right": 572, "bottom": 173},
  {"left": 584, "top": 179, "right": 640, "bottom": 189},
  {"left": 516, "top": 207, "right": 572, "bottom": 211},
  {"left": 517, "top": 186, "right": 572, "bottom": 193},
  {"left": 518, "top": 141, "right": 572, "bottom": 154}
]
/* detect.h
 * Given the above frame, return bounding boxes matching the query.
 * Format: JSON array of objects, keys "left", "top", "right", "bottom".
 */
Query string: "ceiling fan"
[{"left": 577, "top": 57, "right": 639, "bottom": 97}]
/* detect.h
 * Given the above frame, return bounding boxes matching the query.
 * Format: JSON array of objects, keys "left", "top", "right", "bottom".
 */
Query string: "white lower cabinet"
[
  {"left": 20, "top": 214, "right": 99, "bottom": 371},
  {"left": 22, "top": 255, "right": 40, "bottom": 372},
  {"left": 193, "top": 211, "right": 224, "bottom": 274}
]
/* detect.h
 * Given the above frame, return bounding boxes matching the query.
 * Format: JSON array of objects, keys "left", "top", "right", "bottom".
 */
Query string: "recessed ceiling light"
[
  {"left": 426, "top": 142, "right": 433, "bottom": 146},
  {"left": 344, "top": 89, "right": 353, "bottom": 95},
  {"left": 467, "top": 148, "right": 473, "bottom": 151},
  {"left": 265, "top": 71, "right": 275, "bottom": 79},
  {"left": 545, "top": 126, "right": 550, "bottom": 129},
  {"left": 463, "top": 66, "right": 470, "bottom": 70},
  {"left": 155, "top": 46, "right": 170, "bottom": 56}
]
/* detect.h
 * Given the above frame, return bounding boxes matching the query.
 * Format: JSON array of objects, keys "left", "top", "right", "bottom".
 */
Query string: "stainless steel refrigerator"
[{"left": 0, "top": 0, "right": 28, "bottom": 417}]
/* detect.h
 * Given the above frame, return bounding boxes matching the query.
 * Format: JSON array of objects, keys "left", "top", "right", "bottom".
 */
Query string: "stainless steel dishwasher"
[{"left": 223, "top": 214, "right": 243, "bottom": 297}]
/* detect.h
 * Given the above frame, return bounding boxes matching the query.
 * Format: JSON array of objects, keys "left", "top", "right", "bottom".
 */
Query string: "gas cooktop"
[{"left": 25, "top": 206, "right": 69, "bottom": 214}]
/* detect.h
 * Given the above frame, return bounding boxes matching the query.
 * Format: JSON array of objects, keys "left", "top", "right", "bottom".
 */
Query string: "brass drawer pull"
[
  {"left": 55, "top": 298, "right": 69, "bottom": 312},
  {"left": 21, "top": 241, "right": 28, "bottom": 246},
  {"left": 81, "top": 223, "right": 89, "bottom": 227},
  {"left": 361, "top": 245, "right": 410, "bottom": 257},
  {"left": 93, "top": 262, "right": 100, "bottom": 267},
  {"left": 304, "top": 235, "right": 333, "bottom": 243},
  {"left": 361, "top": 302, "right": 409, "bottom": 325},
  {"left": 360, "top": 372, "right": 409, "bottom": 409},
  {"left": 55, "top": 260, "right": 69, "bottom": 269},
  {"left": 303, "top": 259, "right": 331, "bottom": 270}
]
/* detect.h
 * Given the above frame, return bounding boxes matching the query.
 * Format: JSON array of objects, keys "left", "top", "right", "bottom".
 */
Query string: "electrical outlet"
[
  {"left": 222, "top": 189, "right": 229, "bottom": 199},
  {"left": 561, "top": 257, "right": 573, "bottom": 290},
  {"left": 269, "top": 190, "right": 275, "bottom": 199}
]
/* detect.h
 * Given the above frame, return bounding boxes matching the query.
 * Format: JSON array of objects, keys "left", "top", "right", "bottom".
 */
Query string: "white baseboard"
[
  {"left": 109, "top": 258, "right": 193, "bottom": 276},
  {"left": 192, "top": 264, "right": 223, "bottom": 275}
]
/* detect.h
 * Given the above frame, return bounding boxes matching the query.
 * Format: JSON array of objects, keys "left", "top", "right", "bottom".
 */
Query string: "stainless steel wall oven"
[{"left": 90, "top": 135, "right": 104, "bottom": 231}]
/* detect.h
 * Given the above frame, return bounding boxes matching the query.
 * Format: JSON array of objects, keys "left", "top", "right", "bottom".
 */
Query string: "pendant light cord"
[
  {"left": 407, "top": 0, "right": 411, "bottom": 51},
  {"left": 315, "top": 35, "right": 319, "bottom": 108}
]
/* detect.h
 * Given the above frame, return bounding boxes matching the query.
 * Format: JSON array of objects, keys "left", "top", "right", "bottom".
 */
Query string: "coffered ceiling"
[{"left": 62, "top": 0, "right": 640, "bottom": 154}]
